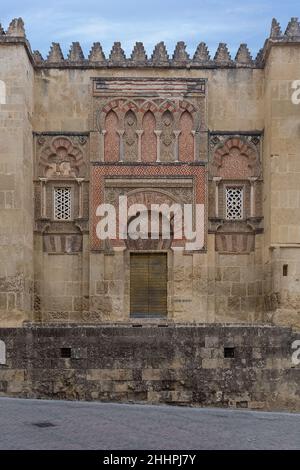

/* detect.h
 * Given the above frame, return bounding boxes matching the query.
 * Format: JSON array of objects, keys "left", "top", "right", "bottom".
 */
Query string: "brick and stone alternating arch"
[{"left": 211, "top": 137, "right": 260, "bottom": 179}]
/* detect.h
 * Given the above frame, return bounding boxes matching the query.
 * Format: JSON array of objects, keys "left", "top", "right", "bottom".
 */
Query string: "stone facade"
[
  {"left": 0, "top": 325, "right": 299, "bottom": 411},
  {"left": 0, "top": 17, "right": 300, "bottom": 408}
]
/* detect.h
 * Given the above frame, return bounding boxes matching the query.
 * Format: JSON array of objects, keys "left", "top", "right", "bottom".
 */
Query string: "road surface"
[{"left": 0, "top": 397, "right": 299, "bottom": 450}]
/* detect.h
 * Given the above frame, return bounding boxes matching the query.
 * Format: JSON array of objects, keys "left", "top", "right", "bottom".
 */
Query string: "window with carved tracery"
[
  {"left": 54, "top": 188, "right": 71, "bottom": 220},
  {"left": 225, "top": 187, "right": 243, "bottom": 220}
]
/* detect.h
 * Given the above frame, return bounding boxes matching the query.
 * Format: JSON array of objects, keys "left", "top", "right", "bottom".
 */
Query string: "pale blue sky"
[{"left": 0, "top": 0, "right": 299, "bottom": 58}]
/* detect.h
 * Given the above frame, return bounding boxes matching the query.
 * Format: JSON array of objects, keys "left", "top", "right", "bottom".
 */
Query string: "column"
[
  {"left": 136, "top": 130, "right": 144, "bottom": 162},
  {"left": 117, "top": 130, "right": 125, "bottom": 162},
  {"left": 154, "top": 130, "right": 162, "bottom": 163},
  {"left": 76, "top": 178, "right": 85, "bottom": 219},
  {"left": 249, "top": 177, "right": 258, "bottom": 218},
  {"left": 212, "top": 177, "right": 222, "bottom": 218},
  {"left": 173, "top": 130, "right": 181, "bottom": 162},
  {"left": 39, "top": 177, "right": 47, "bottom": 219},
  {"left": 100, "top": 130, "right": 106, "bottom": 162}
]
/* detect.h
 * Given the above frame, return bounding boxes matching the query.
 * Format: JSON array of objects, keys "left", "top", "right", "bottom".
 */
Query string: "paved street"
[{"left": 0, "top": 397, "right": 299, "bottom": 450}]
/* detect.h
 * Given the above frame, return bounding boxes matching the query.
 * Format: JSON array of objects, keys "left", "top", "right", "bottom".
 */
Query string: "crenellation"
[
  {"left": 109, "top": 41, "right": 126, "bottom": 64},
  {"left": 214, "top": 43, "right": 232, "bottom": 64},
  {"left": 270, "top": 18, "right": 282, "bottom": 38},
  {"left": 6, "top": 17, "right": 25, "bottom": 37},
  {"left": 193, "top": 42, "right": 211, "bottom": 64},
  {"left": 284, "top": 17, "right": 300, "bottom": 37},
  {"left": 33, "top": 50, "right": 44, "bottom": 63},
  {"left": 47, "top": 42, "right": 64, "bottom": 62},
  {"left": 88, "top": 42, "right": 106, "bottom": 63},
  {"left": 130, "top": 41, "right": 148, "bottom": 65},
  {"left": 235, "top": 44, "right": 253, "bottom": 65},
  {"left": 172, "top": 41, "right": 190, "bottom": 65},
  {"left": 151, "top": 41, "right": 169, "bottom": 65},
  {"left": 68, "top": 41, "right": 85, "bottom": 62}
]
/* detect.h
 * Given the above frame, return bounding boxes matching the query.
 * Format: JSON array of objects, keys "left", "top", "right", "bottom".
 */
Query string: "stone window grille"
[
  {"left": 225, "top": 187, "right": 243, "bottom": 220},
  {"left": 54, "top": 187, "right": 71, "bottom": 220}
]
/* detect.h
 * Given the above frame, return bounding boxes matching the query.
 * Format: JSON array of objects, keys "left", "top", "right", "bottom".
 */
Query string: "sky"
[{"left": 0, "top": 0, "right": 299, "bottom": 59}]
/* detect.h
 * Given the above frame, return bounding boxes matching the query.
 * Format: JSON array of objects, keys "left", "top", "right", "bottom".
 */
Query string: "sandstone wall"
[
  {"left": 0, "top": 325, "right": 299, "bottom": 411},
  {"left": 0, "top": 44, "right": 34, "bottom": 326},
  {"left": 263, "top": 45, "right": 300, "bottom": 326}
]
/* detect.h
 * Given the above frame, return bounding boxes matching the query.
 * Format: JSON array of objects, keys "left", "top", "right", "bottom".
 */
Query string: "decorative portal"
[
  {"left": 54, "top": 188, "right": 71, "bottom": 220},
  {"left": 225, "top": 187, "right": 243, "bottom": 220}
]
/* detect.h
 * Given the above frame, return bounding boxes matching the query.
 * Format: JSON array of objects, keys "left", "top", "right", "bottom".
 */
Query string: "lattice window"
[
  {"left": 54, "top": 188, "right": 71, "bottom": 220},
  {"left": 225, "top": 187, "right": 243, "bottom": 220}
]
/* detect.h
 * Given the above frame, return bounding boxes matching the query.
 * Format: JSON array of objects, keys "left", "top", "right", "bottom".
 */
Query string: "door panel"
[{"left": 130, "top": 253, "right": 167, "bottom": 317}]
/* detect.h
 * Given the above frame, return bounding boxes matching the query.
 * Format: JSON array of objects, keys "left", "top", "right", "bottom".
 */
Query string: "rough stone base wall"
[{"left": 0, "top": 325, "right": 299, "bottom": 411}]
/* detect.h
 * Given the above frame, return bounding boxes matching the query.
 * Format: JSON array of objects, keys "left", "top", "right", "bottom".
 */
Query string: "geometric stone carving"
[
  {"left": 6, "top": 17, "right": 25, "bottom": 37},
  {"left": 255, "top": 48, "right": 264, "bottom": 66},
  {"left": 38, "top": 136, "right": 87, "bottom": 178},
  {"left": 88, "top": 42, "right": 106, "bottom": 63},
  {"left": 226, "top": 187, "right": 243, "bottom": 220},
  {"left": 151, "top": 42, "right": 169, "bottom": 65},
  {"left": 285, "top": 17, "right": 300, "bottom": 37},
  {"left": 33, "top": 50, "right": 44, "bottom": 63},
  {"left": 68, "top": 42, "right": 85, "bottom": 62},
  {"left": 109, "top": 42, "right": 126, "bottom": 64},
  {"left": 270, "top": 18, "right": 282, "bottom": 38},
  {"left": 131, "top": 42, "right": 148, "bottom": 65},
  {"left": 235, "top": 44, "right": 253, "bottom": 65},
  {"left": 124, "top": 110, "right": 138, "bottom": 161},
  {"left": 193, "top": 42, "right": 211, "bottom": 63},
  {"left": 47, "top": 43, "right": 64, "bottom": 62},
  {"left": 210, "top": 136, "right": 261, "bottom": 179},
  {"left": 54, "top": 188, "right": 71, "bottom": 220},
  {"left": 172, "top": 42, "right": 189, "bottom": 65},
  {"left": 214, "top": 43, "right": 232, "bottom": 63}
]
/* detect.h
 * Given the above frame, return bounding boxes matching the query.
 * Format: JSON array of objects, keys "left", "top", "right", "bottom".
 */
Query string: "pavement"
[{"left": 0, "top": 397, "right": 299, "bottom": 450}]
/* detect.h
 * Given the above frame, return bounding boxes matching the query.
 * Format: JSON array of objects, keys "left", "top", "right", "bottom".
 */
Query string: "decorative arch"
[
  {"left": 211, "top": 137, "right": 260, "bottom": 179},
  {"left": 39, "top": 137, "right": 85, "bottom": 178},
  {"left": 179, "top": 99, "right": 197, "bottom": 114},
  {"left": 159, "top": 99, "right": 177, "bottom": 113},
  {"left": 179, "top": 110, "right": 194, "bottom": 162},
  {"left": 142, "top": 111, "right": 156, "bottom": 162},
  {"left": 104, "top": 110, "right": 119, "bottom": 162},
  {"left": 124, "top": 189, "right": 182, "bottom": 250}
]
